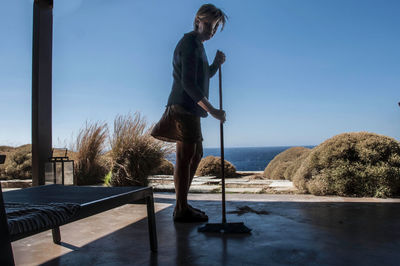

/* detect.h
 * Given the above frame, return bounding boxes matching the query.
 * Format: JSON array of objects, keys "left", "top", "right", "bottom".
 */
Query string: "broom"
[{"left": 198, "top": 62, "right": 252, "bottom": 234}]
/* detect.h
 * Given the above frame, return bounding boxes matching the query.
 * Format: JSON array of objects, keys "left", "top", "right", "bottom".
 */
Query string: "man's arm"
[
  {"left": 198, "top": 97, "right": 226, "bottom": 122},
  {"left": 181, "top": 39, "right": 205, "bottom": 103},
  {"left": 209, "top": 50, "right": 226, "bottom": 78},
  {"left": 209, "top": 61, "right": 219, "bottom": 78}
]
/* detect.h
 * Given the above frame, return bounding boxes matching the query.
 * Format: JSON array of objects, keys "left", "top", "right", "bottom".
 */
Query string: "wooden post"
[{"left": 32, "top": 0, "right": 53, "bottom": 186}]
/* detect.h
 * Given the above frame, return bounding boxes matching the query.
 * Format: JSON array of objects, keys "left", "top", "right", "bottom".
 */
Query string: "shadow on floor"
[{"left": 36, "top": 197, "right": 400, "bottom": 266}]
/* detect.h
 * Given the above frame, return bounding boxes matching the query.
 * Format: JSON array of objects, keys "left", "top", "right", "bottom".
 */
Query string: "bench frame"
[{"left": 0, "top": 183, "right": 158, "bottom": 266}]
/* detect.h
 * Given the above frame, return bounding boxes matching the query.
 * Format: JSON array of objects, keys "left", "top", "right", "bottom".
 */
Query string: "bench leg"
[
  {"left": 1, "top": 182, "right": 15, "bottom": 265},
  {"left": 0, "top": 237, "right": 15, "bottom": 266},
  {"left": 146, "top": 194, "right": 158, "bottom": 252},
  {"left": 52, "top": 227, "right": 61, "bottom": 244}
]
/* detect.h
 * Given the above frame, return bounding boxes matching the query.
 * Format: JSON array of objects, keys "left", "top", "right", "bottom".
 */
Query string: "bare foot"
[
  {"left": 173, "top": 207, "right": 208, "bottom": 223},
  {"left": 174, "top": 204, "right": 206, "bottom": 216},
  {"left": 188, "top": 204, "right": 206, "bottom": 215}
]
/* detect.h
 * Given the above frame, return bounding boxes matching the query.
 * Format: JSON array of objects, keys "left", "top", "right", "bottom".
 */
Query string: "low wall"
[{"left": 1, "top": 180, "right": 32, "bottom": 188}]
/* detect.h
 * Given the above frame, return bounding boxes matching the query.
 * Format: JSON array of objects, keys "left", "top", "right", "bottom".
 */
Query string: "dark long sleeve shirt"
[{"left": 167, "top": 31, "right": 219, "bottom": 117}]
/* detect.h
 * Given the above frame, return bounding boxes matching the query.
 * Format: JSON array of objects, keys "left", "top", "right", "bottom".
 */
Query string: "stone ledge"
[
  {"left": 149, "top": 174, "right": 296, "bottom": 194},
  {"left": 1, "top": 180, "right": 32, "bottom": 188}
]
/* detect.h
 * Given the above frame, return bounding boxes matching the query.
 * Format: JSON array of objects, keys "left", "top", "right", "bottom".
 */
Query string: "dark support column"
[{"left": 32, "top": 0, "right": 53, "bottom": 186}]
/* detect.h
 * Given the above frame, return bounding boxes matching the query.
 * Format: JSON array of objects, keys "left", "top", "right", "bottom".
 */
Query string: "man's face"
[{"left": 196, "top": 18, "right": 219, "bottom": 41}]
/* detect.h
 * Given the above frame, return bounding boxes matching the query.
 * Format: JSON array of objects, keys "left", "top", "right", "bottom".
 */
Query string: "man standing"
[{"left": 151, "top": 4, "right": 228, "bottom": 222}]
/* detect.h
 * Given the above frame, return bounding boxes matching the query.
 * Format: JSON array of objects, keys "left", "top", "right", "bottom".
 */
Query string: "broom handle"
[{"left": 219, "top": 64, "right": 226, "bottom": 224}]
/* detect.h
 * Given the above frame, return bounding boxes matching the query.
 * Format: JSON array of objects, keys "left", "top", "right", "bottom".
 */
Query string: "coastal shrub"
[
  {"left": 264, "top": 147, "right": 311, "bottom": 180},
  {"left": 0, "top": 146, "right": 80, "bottom": 180},
  {"left": 293, "top": 132, "right": 400, "bottom": 198},
  {"left": 3, "top": 145, "right": 32, "bottom": 180},
  {"left": 0, "top": 146, "right": 14, "bottom": 153},
  {"left": 195, "top": 156, "right": 236, "bottom": 178},
  {"left": 74, "top": 121, "right": 109, "bottom": 185},
  {"left": 152, "top": 158, "right": 174, "bottom": 175},
  {"left": 0, "top": 146, "right": 14, "bottom": 179},
  {"left": 0, "top": 166, "right": 4, "bottom": 180},
  {"left": 110, "top": 113, "right": 173, "bottom": 186},
  {"left": 283, "top": 150, "right": 312, "bottom": 180}
]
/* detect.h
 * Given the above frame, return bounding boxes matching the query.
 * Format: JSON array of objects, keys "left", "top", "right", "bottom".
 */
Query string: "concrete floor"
[{"left": 11, "top": 193, "right": 400, "bottom": 266}]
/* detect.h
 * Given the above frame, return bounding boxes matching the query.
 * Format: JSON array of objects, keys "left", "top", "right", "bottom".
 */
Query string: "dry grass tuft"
[
  {"left": 74, "top": 121, "right": 109, "bottom": 185},
  {"left": 110, "top": 113, "right": 173, "bottom": 186}
]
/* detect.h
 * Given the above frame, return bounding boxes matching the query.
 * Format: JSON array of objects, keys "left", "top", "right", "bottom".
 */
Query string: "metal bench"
[{"left": 0, "top": 181, "right": 157, "bottom": 265}]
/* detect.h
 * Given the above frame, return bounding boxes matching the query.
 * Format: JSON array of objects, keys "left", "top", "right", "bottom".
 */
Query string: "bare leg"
[
  {"left": 174, "top": 141, "right": 208, "bottom": 222},
  {"left": 174, "top": 141, "right": 196, "bottom": 212},
  {"left": 187, "top": 141, "right": 203, "bottom": 193},
  {"left": 186, "top": 142, "right": 206, "bottom": 214}
]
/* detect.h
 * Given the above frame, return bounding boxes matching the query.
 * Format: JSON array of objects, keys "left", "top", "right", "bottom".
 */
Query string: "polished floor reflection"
[{"left": 12, "top": 193, "right": 400, "bottom": 266}]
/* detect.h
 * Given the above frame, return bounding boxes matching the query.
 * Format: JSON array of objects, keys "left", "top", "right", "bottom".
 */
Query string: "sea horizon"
[
  {"left": 167, "top": 145, "right": 315, "bottom": 171},
  {"left": 202, "top": 145, "right": 315, "bottom": 149}
]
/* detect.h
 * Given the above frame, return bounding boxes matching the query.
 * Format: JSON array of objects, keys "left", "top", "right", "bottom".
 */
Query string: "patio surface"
[{"left": 11, "top": 192, "right": 400, "bottom": 266}]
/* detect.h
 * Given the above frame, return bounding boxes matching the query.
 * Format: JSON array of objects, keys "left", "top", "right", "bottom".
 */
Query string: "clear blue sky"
[{"left": 1, "top": 0, "right": 399, "bottom": 148}]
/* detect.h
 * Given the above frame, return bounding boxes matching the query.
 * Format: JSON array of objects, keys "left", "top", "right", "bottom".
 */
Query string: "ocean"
[{"left": 167, "top": 146, "right": 313, "bottom": 171}]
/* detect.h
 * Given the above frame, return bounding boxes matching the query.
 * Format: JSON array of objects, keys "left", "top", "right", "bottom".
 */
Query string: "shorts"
[{"left": 151, "top": 105, "right": 203, "bottom": 143}]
